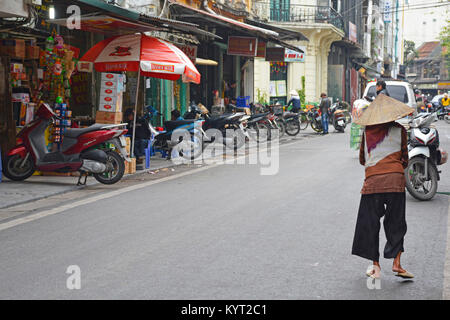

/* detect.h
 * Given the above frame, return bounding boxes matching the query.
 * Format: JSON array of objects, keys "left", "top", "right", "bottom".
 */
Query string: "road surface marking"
[
  {"left": 0, "top": 164, "right": 220, "bottom": 232},
  {"left": 0, "top": 138, "right": 303, "bottom": 232}
]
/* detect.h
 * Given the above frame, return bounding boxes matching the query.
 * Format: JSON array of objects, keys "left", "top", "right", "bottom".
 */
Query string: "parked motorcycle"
[
  {"left": 246, "top": 111, "right": 272, "bottom": 142},
  {"left": 405, "top": 113, "right": 448, "bottom": 201},
  {"left": 143, "top": 106, "right": 204, "bottom": 160},
  {"left": 2, "top": 103, "right": 129, "bottom": 185},
  {"left": 436, "top": 105, "right": 450, "bottom": 123},
  {"left": 185, "top": 103, "right": 250, "bottom": 150},
  {"left": 329, "top": 99, "right": 348, "bottom": 132},
  {"left": 307, "top": 107, "right": 324, "bottom": 133}
]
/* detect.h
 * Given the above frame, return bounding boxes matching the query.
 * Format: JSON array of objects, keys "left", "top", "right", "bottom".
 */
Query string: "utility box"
[
  {"left": 0, "top": 0, "right": 29, "bottom": 18},
  {"left": 125, "top": 0, "right": 160, "bottom": 16}
]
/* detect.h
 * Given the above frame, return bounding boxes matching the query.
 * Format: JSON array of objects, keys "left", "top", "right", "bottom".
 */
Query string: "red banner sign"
[
  {"left": 265, "top": 47, "right": 285, "bottom": 62},
  {"left": 256, "top": 41, "right": 267, "bottom": 58},
  {"left": 227, "top": 37, "right": 258, "bottom": 57}
]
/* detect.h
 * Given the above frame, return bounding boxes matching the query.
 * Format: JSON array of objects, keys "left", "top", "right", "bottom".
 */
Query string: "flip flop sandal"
[
  {"left": 366, "top": 266, "right": 380, "bottom": 279},
  {"left": 395, "top": 271, "right": 414, "bottom": 279}
]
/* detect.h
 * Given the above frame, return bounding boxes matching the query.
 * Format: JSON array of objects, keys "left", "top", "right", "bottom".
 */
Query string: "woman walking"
[{"left": 352, "top": 94, "right": 415, "bottom": 280}]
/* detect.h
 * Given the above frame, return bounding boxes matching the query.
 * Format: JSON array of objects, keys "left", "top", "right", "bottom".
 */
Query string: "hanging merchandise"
[
  {"left": 45, "top": 36, "right": 54, "bottom": 53},
  {"left": 52, "top": 102, "right": 72, "bottom": 150},
  {"left": 37, "top": 32, "right": 79, "bottom": 152}
]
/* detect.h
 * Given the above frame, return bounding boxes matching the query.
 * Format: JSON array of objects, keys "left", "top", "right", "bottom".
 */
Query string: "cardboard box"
[
  {"left": 1, "top": 39, "right": 25, "bottom": 59},
  {"left": 95, "top": 111, "right": 123, "bottom": 124},
  {"left": 100, "top": 73, "right": 124, "bottom": 92},
  {"left": 99, "top": 92, "right": 123, "bottom": 112},
  {"left": 125, "top": 158, "right": 136, "bottom": 174},
  {"left": 26, "top": 46, "right": 40, "bottom": 59},
  {"left": 125, "top": 137, "right": 131, "bottom": 156}
]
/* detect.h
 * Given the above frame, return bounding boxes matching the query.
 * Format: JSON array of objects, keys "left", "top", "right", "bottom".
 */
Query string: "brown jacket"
[{"left": 359, "top": 122, "right": 408, "bottom": 179}]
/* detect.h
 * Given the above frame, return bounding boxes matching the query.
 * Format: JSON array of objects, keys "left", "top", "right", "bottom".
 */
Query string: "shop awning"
[
  {"left": 53, "top": 0, "right": 220, "bottom": 39},
  {"left": 169, "top": 1, "right": 304, "bottom": 53},
  {"left": 49, "top": 15, "right": 161, "bottom": 36},
  {"left": 244, "top": 19, "right": 309, "bottom": 42}
]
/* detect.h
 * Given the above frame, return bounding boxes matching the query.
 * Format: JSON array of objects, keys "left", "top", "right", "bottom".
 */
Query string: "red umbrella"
[
  {"left": 80, "top": 33, "right": 200, "bottom": 83},
  {"left": 80, "top": 33, "right": 201, "bottom": 158}
]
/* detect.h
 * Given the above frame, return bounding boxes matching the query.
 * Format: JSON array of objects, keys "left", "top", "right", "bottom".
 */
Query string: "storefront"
[
  {"left": 0, "top": 0, "right": 214, "bottom": 155},
  {"left": 169, "top": 1, "right": 305, "bottom": 110}
]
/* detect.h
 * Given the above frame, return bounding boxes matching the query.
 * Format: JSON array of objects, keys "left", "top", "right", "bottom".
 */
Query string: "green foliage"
[
  {"left": 403, "top": 40, "right": 418, "bottom": 66},
  {"left": 256, "top": 88, "right": 268, "bottom": 105},
  {"left": 440, "top": 19, "right": 450, "bottom": 75},
  {"left": 297, "top": 76, "right": 306, "bottom": 106}
]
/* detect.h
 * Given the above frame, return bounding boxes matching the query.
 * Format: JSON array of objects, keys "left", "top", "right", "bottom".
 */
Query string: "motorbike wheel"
[
  {"left": 405, "top": 157, "right": 438, "bottom": 201},
  {"left": 334, "top": 121, "right": 346, "bottom": 133},
  {"left": 2, "top": 154, "right": 35, "bottom": 181},
  {"left": 298, "top": 114, "right": 309, "bottom": 130},
  {"left": 445, "top": 116, "right": 450, "bottom": 124},
  {"left": 311, "top": 121, "right": 323, "bottom": 133},
  {"left": 178, "top": 133, "right": 204, "bottom": 160},
  {"left": 93, "top": 151, "right": 125, "bottom": 185},
  {"left": 285, "top": 118, "right": 300, "bottom": 136},
  {"left": 247, "top": 122, "right": 271, "bottom": 144},
  {"left": 223, "top": 128, "right": 247, "bottom": 150},
  {"left": 274, "top": 119, "right": 286, "bottom": 139}
]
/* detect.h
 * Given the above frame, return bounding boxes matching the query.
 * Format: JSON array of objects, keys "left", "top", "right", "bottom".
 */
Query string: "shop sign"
[
  {"left": 284, "top": 46, "right": 306, "bottom": 62},
  {"left": 77, "top": 61, "right": 93, "bottom": 73},
  {"left": 256, "top": 41, "right": 267, "bottom": 58},
  {"left": 265, "top": 47, "right": 285, "bottom": 62},
  {"left": 438, "top": 82, "right": 450, "bottom": 89},
  {"left": 177, "top": 44, "right": 197, "bottom": 63},
  {"left": 227, "top": 37, "right": 258, "bottom": 57},
  {"left": 384, "top": 0, "right": 392, "bottom": 23},
  {"left": 349, "top": 22, "right": 357, "bottom": 43}
]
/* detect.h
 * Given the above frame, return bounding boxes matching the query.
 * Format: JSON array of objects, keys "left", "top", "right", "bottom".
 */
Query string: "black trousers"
[{"left": 352, "top": 192, "right": 407, "bottom": 262}]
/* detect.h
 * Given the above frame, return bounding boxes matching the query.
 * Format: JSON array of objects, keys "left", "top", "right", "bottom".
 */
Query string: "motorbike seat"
[
  {"left": 164, "top": 120, "right": 197, "bottom": 132},
  {"left": 283, "top": 112, "right": 299, "bottom": 119},
  {"left": 248, "top": 112, "right": 269, "bottom": 120},
  {"left": 64, "top": 124, "right": 106, "bottom": 139}
]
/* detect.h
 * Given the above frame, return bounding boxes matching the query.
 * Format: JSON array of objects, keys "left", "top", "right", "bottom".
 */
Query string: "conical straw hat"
[
  {"left": 289, "top": 90, "right": 299, "bottom": 96},
  {"left": 354, "top": 94, "right": 414, "bottom": 126}
]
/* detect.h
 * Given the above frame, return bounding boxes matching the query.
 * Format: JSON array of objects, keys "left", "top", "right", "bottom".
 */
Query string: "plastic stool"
[{"left": 145, "top": 140, "right": 151, "bottom": 169}]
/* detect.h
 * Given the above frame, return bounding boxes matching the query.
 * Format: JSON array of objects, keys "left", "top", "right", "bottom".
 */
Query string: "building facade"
[
  {"left": 406, "top": 41, "right": 450, "bottom": 95},
  {"left": 252, "top": 0, "right": 344, "bottom": 104}
]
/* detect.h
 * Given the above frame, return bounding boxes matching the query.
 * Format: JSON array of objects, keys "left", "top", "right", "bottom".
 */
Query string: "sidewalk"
[{"left": 0, "top": 155, "right": 176, "bottom": 210}]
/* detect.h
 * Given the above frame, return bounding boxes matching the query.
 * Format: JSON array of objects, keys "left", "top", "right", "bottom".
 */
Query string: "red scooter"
[{"left": 2, "top": 103, "right": 129, "bottom": 185}]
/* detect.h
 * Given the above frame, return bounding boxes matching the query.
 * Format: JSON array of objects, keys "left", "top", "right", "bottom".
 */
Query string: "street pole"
[{"left": 131, "top": 68, "right": 141, "bottom": 159}]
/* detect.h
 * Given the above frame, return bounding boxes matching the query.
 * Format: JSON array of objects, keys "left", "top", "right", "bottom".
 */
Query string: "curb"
[
  {"left": 0, "top": 133, "right": 319, "bottom": 210},
  {"left": 0, "top": 158, "right": 180, "bottom": 211}
]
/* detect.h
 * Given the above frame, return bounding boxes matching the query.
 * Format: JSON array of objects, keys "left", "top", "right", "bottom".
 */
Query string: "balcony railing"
[{"left": 253, "top": 3, "right": 344, "bottom": 31}]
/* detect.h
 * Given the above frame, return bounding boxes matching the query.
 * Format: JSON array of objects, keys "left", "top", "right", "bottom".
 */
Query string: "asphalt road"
[{"left": 1, "top": 122, "right": 450, "bottom": 299}]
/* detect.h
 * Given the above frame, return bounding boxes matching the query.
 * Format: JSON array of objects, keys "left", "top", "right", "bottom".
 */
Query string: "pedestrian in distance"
[
  {"left": 287, "top": 90, "right": 301, "bottom": 113},
  {"left": 441, "top": 93, "right": 450, "bottom": 108},
  {"left": 319, "top": 93, "right": 330, "bottom": 134},
  {"left": 171, "top": 109, "right": 184, "bottom": 121},
  {"left": 124, "top": 108, "right": 151, "bottom": 165},
  {"left": 376, "top": 80, "right": 390, "bottom": 96},
  {"left": 351, "top": 94, "right": 415, "bottom": 280}
]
